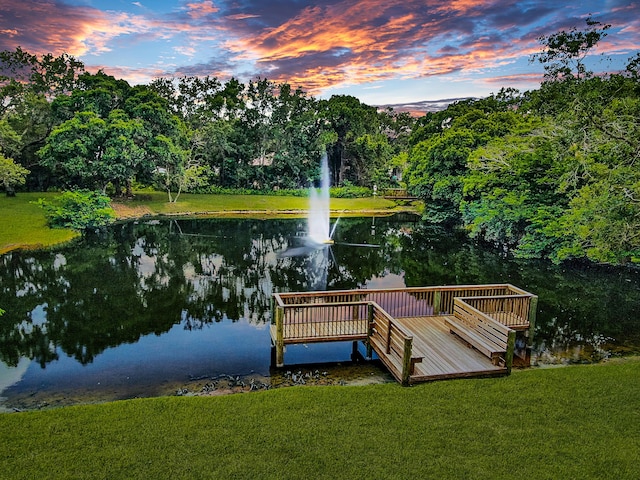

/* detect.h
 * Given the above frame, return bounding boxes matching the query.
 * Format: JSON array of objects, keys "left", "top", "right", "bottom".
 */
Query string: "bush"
[
  {"left": 330, "top": 185, "right": 371, "bottom": 198},
  {"left": 37, "top": 190, "right": 116, "bottom": 231}
]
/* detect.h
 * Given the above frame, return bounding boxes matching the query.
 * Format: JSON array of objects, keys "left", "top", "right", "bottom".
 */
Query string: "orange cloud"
[
  {"left": 1, "top": 0, "right": 637, "bottom": 100},
  {"left": 223, "top": 0, "right": 540, "bottom": 94},
  {"left": 0, "top": 2, "right": 152, "bottom": 57},
  {"left": 185, "top": 1, "right": 219, "bottom": 20}
]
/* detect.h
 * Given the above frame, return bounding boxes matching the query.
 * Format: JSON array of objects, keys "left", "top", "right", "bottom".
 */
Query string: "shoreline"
[{"left": 1, "top": 196, "right": 418, "bottom": 254}]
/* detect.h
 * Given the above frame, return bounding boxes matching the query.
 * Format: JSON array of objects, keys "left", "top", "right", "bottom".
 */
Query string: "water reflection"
[{"left": 1, "top": 216, "right": 639, "bottom": 409}]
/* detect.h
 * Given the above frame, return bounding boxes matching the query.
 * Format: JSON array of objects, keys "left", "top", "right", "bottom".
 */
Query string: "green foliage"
[
  {"left": 330, "top": 183, "right": 372, "bottom": 198},
  {"left": 2, "top": 36, "right": 639, "bottom": 266},
  {"left": 406, "top": 128, "right": 479, "bottom": 224},
  {"left": 322, "top": 95, "right": 391, "bottom": 187},
  {"left": 531, "top": 16, "right": 610, "bottom": 80},
  {"left": 37, "top": 109, "right": 147, "bottom": 193},
  {"left": 401, "top": 22, "right": 640, "bottom": 266},
  {"left": 460, "top": 117, "right": 568, "bottom": 256},
  {"left": 0, "top": 153, "right": 29, "bottom": 195},
  {"left": 37, "top": 190, "right": 115, "bottom": 231}
]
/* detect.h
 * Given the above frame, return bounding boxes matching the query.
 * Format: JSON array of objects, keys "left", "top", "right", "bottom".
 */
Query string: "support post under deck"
[
  {"left": 528, "top": 295, "right": 538, "bottom": 348},
  {"left": 401, "top": 336, "right": 414, "bottom": 386},
  {"left": 366, "top": 303, "right": 374, "bottom": 359},
  {"left": 275, "top": 306, "right": 284, "bottom": 367}
]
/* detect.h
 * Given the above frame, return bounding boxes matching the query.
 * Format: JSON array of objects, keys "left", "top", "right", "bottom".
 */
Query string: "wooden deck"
[
  {"left": 271, "top": 284, "right": 537, "bottom": 385},
  {"left": 395, "top": 316, "right": 505, "bottom": 382}
]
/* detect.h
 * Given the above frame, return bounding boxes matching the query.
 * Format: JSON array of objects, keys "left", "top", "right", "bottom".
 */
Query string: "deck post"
[
  {"left": 366, "top": 303, "right": 374, "bottom": 359},
  {"left": 401, "top": 336, "right": 414, "bottom": 386},
  {"left": 505, "top": 329, "right": 516, "bottom": 374},
  {"left": 275, "top": 306, "right": 285, "bottom": 367},
  {"left": 433, "top": 290, "right": 441, "bottom": 315},
  {"left": 527, "top": 295, "right": 538, "bottom": 347}
]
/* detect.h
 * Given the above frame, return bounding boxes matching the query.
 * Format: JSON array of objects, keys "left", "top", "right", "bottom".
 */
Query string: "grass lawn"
[
  {"left": 0, "top": 193, "right": 79, "bottom": 254},
  {"left": 1, "top": 192, "right": 403, "bottom": 253},
  {"left": 1, "top": 359, "right": 639, "bottom": 479},
  {"left": 112, "top": 192, "right": 400, "bottom": 217}
]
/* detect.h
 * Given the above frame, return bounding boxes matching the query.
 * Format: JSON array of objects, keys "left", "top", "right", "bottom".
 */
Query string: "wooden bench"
[{"left": 444, "top": 298, "right": 515, "bottom": 371}]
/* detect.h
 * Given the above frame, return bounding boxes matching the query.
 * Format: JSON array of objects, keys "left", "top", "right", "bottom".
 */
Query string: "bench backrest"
[{"left": 453, "top": 298, "right": 511, "bottom": 349}]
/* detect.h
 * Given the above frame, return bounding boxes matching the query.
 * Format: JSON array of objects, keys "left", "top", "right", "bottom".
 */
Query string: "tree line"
[
  {"left": 0, "top": 48, "right": 411, "bottom": 200},
  {"left": 1, "top": 17, "right": 638, "bottom": 265},
  {"left": 405, "top": 18, "right": 639, "bottom": 265}
]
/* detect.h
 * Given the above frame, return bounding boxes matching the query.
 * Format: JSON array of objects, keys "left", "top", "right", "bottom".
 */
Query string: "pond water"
[{"left": 1, "top": 215, "right": 639, "bottom": 410}]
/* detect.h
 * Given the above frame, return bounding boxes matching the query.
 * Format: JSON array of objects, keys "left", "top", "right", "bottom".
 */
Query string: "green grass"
[
  {"left": 1, "top": 191, "right": 403, "bottom": 253},
  {"left": 116, "top": 191, "right": 399, "bottom": 216},
  {"left": 1, "top": 359, "right": 639, "bottom": 479},
  {"left": 0, "top": 193, "right": 79, "bottom": 254}
]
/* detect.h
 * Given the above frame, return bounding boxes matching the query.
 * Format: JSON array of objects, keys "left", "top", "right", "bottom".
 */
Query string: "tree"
[
  {"left": 551, "top": 86, "right": 640, "bottom": 263},
  {"left": 406, "top": 129, "right": 479, "bottom": 224},
  {"left": 321, "top": 95, "right": 381, "bottom": 186},
  {"left": 0, "top": 47, "right": 84, "bottom": 98},
  {"left": 151, "top": 132, "right": 212, "bottom": 203},
  {"left": 52, "top": 71, "right": 131, "bottom": 123},
  {"left": 255, "top": 81, "right": 324, "bottom": 189},
  {"left": 150, "top": 76, "right": 226, "bottom": 128},
  {"left": 531, "top": 16, "right": 611, "bottom": 81},
  {"left": 38, "top": 110, "right": 146, "bottom": 194},
  {"left": 193, "top": 119, "right": 237, "bottom": 187},
  {"left": 460, "top": 117, "right": 568, "bottom": 257},
  {"left": 0, "top": 153, "right": 29, "bottom": 196}
]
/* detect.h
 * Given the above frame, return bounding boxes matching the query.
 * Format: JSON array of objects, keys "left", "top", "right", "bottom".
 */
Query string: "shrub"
[
  {"left": 330, "top": 185, "right": 372, "bottom": 198},
  {"left": 37, "top": 190, "right": 116, "bottom": 231}
]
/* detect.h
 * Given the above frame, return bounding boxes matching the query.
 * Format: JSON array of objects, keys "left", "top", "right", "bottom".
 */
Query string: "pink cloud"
[
  {"left": 0, "top": 0, "right": 637, "bottom": 98},
  {"left": 185, "top": 1, "right": 219, "bottom": 20}
]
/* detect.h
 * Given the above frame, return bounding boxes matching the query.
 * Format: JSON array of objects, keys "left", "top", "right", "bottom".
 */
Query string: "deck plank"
[
  {"left": 393, "top": 316, "right": 505, "bottom": 381},
  {"left": 272, "top": 314, "right": 507, "bottom": 383}
]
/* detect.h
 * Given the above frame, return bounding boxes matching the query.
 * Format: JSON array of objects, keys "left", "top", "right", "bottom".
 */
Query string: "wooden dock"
[{"left": 271, "top": 284, "right": 537, "bottom": 385}]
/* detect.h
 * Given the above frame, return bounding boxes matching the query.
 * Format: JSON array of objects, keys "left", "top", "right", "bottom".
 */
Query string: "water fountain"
[{"left": 308, "top": 153, "right": 338, "bottom": 245}]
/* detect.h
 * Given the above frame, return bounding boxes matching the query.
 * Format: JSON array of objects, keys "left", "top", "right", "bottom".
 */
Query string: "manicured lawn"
[
  {"left": 0, "top": 193, "right": 79, "bottom": 254},
  {"left": 113, "top": 192, "right": 398, "bottom": 216},
  {"left": 1, "top": 192, "right": 401, "bottom": 253},
  {"left": 1, "top": 359, "right": 638, "bottom": 479}
]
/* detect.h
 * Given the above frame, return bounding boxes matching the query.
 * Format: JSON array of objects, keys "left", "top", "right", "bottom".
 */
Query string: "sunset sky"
[{"left": 1, "top": 1, "right": 638, "bottom": 104}]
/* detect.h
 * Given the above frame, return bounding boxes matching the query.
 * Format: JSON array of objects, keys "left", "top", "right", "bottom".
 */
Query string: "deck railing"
[
  {"left": 274, "top": 299, "right": 370, "bottom": 342},
  {"left": 380, "top": 188, "right": 409, "bottom": 198},
  {"left": 272, "top": 296, "right": 371, "bottom": 367},
  {"left": 275, "top": 284, "right": 534, "bottom": 322},
  {"left": 272, "top": 284, "right": 537, "bottom": 373},
  {"left": 368, "top": 302, "right": 421, "bottom": 385},
  {"left": 459, "top": 295, "right": 533, "bottom": 329}
]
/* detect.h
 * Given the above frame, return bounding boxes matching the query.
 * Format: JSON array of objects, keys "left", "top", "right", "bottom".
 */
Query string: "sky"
[{"left": 0, "top": 0, "right": 639, "bottom": 105}]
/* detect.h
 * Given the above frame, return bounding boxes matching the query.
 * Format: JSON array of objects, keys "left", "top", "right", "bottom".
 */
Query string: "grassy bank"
[
  {"left": 1, "top": 359, "right": 639, "bottom": 479},
  {"left": 1, "top": 192, "right": 402, "bottom": 253},
  {"left": 111, "top": 191, "right": 399, "bottom": 218},
  {"left": 0, "top": 193, "right": 79, "bottom": 254}
]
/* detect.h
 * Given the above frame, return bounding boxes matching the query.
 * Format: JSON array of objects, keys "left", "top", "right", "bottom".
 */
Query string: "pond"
[{"left": 1, "top": 215, "right": 639, "bottom": 410}]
